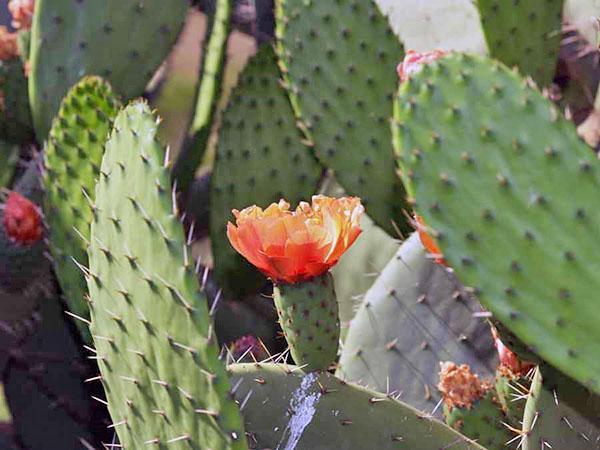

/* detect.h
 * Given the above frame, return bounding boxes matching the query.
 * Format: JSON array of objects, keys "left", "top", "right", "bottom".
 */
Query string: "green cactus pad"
[
  {"left": 393, "top": 53, "right": 600, "bottom": 394},
  {"left": 275, "top": 0, "right": 410, "bottom": 236},
  {"left": 173, "top": 0, "right": 231, "bottom": 194},
  {"left": 494, "top": 369, "right": 531, "bottom": 424},
  {"left": 210, "top": 45, "right": 322, "bottom": 295},
  {"left": 337, "top": 233, "right": 496, "bottom": 414},
  {"left": 273, "top": 272, "right": 339, "bottom": 371},
  {"left": 229, "top": 363, "right": 485, "bottom": 449},
  {"left": 444, "top": 390, "right": 513, "bottom": 450},
  {"left": 0, "top": 58, "right": 34, "bottom": 145},
  {"left": 522, "top": 367, "right": 600, "bottom": 449},
  {"left": 44, "top": 76, "right": 120, "bottom": 343},
  {"left": 88, "top": 102, "right": 247, "bottom": 449},
  {"left": 29, "top": 0, "right": 188, "bottom": 139},
  {"left": 476, "top": 0, "right": 564, "bottom": 86}
]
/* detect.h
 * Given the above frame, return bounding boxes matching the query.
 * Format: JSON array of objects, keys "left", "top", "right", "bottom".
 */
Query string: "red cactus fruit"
[
  {"left": 3, "top": 191, "right": 43, "bottom": 245},
  {"left": 397, "top": 49, "right": 448, "bottom": 82}
]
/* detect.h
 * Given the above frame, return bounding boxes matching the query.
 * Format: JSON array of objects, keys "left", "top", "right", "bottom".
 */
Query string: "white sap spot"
[{"left": 276, "top": 372, "right": 321, "bottom": 450}]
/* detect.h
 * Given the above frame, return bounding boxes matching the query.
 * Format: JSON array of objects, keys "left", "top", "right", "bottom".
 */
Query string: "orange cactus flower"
[
  {"left": 414, "top": 214, "right": 446, "bottom": 265},
  {"left": 397, "top": 49, "right": 448, "bottom": 82},
  {"left": 8, "top": 0, "right": 35, "bottom": 30},
  {"left": 227, "top": 196, "right": 364, "bottom": 284},
  {"left": 0, "top": 27, "right": 18, "bottom": 61},
  {"left": 438, "top": 361, "right": 491, "bottom": 410}
]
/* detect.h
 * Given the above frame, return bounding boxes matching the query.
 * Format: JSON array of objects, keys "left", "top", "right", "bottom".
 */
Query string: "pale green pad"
[
  {"left": 88, "top": 102, "right": 247, "bottom": 449},
  {"left": 394, "top": 53, "right": 600, "bottom": 395},
  {"left": 338, "top": 233, "right": 496, "bottom": 414},
  {"left": 229, "top": 363, "right": 486, "bottom": 450}
]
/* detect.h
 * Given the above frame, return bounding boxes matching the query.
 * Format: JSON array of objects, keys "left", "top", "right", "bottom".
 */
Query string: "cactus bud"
[{"left": 3, "top": 191, "right": 43, "bottom": 245}]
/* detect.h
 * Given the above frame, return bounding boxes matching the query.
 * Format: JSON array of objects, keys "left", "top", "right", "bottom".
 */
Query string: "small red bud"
[
  {"left": 3, "top": 191, "right": 43, "bottom": 245},
  {"left": 397, "top": 49, "right": 448, "bottom": 82}
]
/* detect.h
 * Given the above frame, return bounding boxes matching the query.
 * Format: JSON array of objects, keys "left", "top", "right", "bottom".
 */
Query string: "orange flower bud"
[
  {"left": 227, "top": 195, "right": 364, "bottom": 284},
  {"left": 491, "top": 327, "right": 535, "bottom": 376},
  {"left": 397, "top": 49, "right": 448, "bottom": 82},
  {"left": 414, "top": 214, "right": 446, "bottom": 265}
]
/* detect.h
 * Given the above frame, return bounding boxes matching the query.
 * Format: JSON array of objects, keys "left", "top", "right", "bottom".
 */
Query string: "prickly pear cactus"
[
  {"left": 394, "top": 53, "right": 600, "bottom": 395},
  {"left": 87, "top": 102, "right": 247, "bottom": 449},
  {"left": 275, "top": 0, "right": 411, "bottom": 236},
  {"left": 338, "top": 233, "right": 496, "bottom": 414},
  {"left": 28, "top": 0, "right": 188, "bottom": 138},
  {"left": 476, "top": 0, "right": 564, "bottom": 86},
  {"left": 210, "top": 45, "right": 322, "bottom": 295},
  {"left": 229, "top": 363, "right": 486, "bottom": 450},
  {"left": 44, "top": 76, "right": 120, "bottom": 342}
]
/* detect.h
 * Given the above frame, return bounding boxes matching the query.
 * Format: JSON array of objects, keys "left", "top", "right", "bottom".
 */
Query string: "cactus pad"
[
  {"left": 444, "top": 391, "right": 512, "bottom": 450},
  {"left": 273, "top": 272, "right": 339, "bottom": 371},
  {"left": 476, "top": 0, "right": 564, "bottom": 86},
  {"left": 210, "top": 45, "right": 322, "bottom": 295},
  {"left": 0, "top": 58, "right": 34, "bottom": 145},
  {"left": 29, "top": 0, "right": 188, "bottom": 139},
  {"left": 275, "top": 0, "right": 410, "bottom": 236},
  {"left": 229, "top": 363, "right": 486, "bottom": 449},
  {"left": 88, "top": 102, "right": 247, "bottom": 449},
  {"left": 44, "top": 76, "right": 120, "bottom": 342},
  {"left": 522, "top": 367, "right": 600, "bottom": 449},
  {"left": 394, "top": 53, "right": 600, "bottom": 394},
  {"left": 337, "top": 233, "right": 496, "bottom": 414}
]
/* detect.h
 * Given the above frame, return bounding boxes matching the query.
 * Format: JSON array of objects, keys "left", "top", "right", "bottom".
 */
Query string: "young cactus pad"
[
  {"left": 28, "top": 0, "right": 188, "bottom": 139},
  {"left": 275, "top": 0, "right": 411, "bottom": 236},
  {"left": 228, "top": 363, "right": 486, "bottom": 450},
  {"left": 273, "top": 272, "right": 339, "bottom": 371},
  {"left": 44, "top": 76, "right": 120, "bottom": 342},
  {"left": 87, "top": 102, "right": 247, "bottom": 449},
  {"left": 393, "top": 53, "right": 600, "bottom": 395}
]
